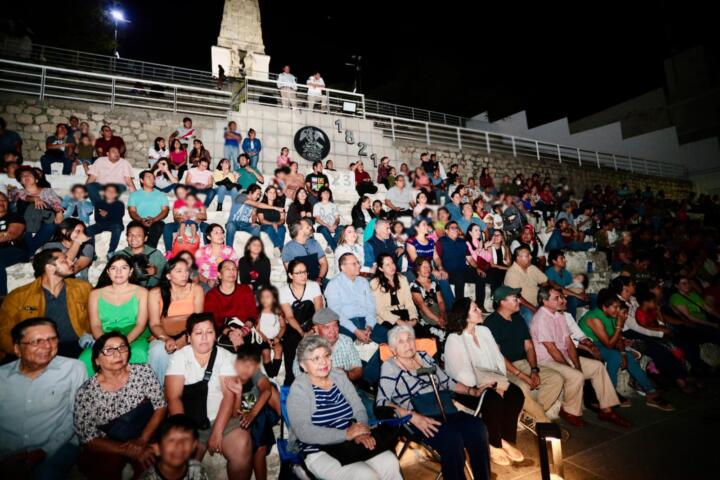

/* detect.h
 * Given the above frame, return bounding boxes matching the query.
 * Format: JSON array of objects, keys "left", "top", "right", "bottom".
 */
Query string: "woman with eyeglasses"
[
  {"left": 78, "top": 256, "right": 150, "bottom": 375},
  {"left": 279, "top": 259, "right": 325, "bottom": 386},
  {"left": 74, "top": 331, "right": 167, "bottom": 479}
]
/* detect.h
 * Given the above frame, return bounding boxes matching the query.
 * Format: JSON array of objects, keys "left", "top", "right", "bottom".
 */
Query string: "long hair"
[
  {"left": 243, "top": 235, "right": 268, "bottom": 263},
  {"left": 445, "top": 297, "right": 472, "bottom": 334},
  {"left": 51, "top": 217, "right": 85, "bottom": 243},
  {"left": 373, "top": 253, "right": 400, "bottom": 293},
  {"left": 158, "top": 257, "right": 190, "bottom": 318},
  {"left": 153, "top": 137, "right": 164, "bottom": 152},
  {"left": 95, "top": 255, "right": 141, "bottom": 289},
  {"left": 257, "top": 285, "right": 281, "bottom": 315}
]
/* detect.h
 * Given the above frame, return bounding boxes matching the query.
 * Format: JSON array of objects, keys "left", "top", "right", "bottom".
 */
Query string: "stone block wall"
[{"left": 0, "top": 94, "right": 217, "bottom": 167}]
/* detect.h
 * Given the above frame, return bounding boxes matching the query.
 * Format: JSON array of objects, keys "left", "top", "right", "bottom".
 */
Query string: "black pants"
[
  {"left": 485, "top": 267, "right": 506, "bottom": 295},
  {"left": 623, "top": 331, "right": 687, "bottom": 381},
  {"left": 448, "top": 266, "right": 486, "bottom": 307},
  {"left": 388, "top": 209, "right": 414, "bottom": 220},
  {"left": 282, "top": 328, "right": 302, "bottom": 386},
  {"left": 146, "top": 221, "right": 165, "bottom": 248},
  {"left": 455, "top": 383, "right": 524, "bottom": 447},
  {"left": 356, "top": 182, "right": 378, "bottom": 195}
]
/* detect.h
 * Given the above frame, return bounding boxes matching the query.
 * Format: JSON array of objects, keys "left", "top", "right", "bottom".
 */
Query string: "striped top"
[
  {"left": 301, "top": 383, "right": 354, "bottom": 454},
  {"left": 377, "top": 352, "right": 456, "bottom": 411}
]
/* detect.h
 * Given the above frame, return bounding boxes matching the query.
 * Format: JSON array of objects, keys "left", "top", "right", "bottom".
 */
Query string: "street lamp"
[{"left": 109, "top": 8, "right": 130, "bottom": 58}]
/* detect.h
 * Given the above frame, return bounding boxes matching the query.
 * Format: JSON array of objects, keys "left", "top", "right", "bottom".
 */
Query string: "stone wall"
[
  {"left": 396, "top": 142, "right": 694, "bottom": 199},
  {"left": 0, "top": 94, "right": 218, "bottom": 167}
]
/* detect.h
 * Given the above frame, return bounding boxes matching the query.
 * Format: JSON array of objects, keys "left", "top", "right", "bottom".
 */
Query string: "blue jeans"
[
  {"left": 565, "top": 293, "right": 597, "bottom": 319},
  {"left": 596, "top": 342, "right": 656, "bottom": 393},
  {"left": 519, "top": 305, "right": 534, "bottom": 327},
  {"left": 317, "top": 225, "right": 342, "bottom": 250},
  {"left": 224, "top": 144, "right": 240, "bottom": 169},
  {"left": 226, "top": 221, "right": 260, "bottom": 246},
  {"left": 25, "top": 222, "right": 57, "bottom": 256},
  {"left": 215, "top": 185, "right": 238, "bottom": 207},
  {"left": 87, "top": 183, "right": 126, "bottom": 204},
  {"left": 191, "top": 187, "right": 217, "bottom": 207},
  {"left": 260, "top": 224, "right": 287, "bottom": 249},
  {"left": 148, "top": 339, "right": 170, "bottom": 386},
  {"left": 87, "top": 222, "right": 123, "bottom": 256},
  {"left": 31, "top": 442, "right": 79, "bottom": 480},
  {"left": 248, "top": 152, "right": 260, "bottom": 169},
  {"left": 156, "top": 184, "right": 176, "bottom": 193},
  {"left": 40, "top": 153, "right": 73, "bottom": 175},
  {"left": 0, "top": 246, "right": 26, "bottom": 295}
]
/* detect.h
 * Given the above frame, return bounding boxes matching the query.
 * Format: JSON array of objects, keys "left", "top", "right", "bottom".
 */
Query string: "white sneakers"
[
  {"left": 502, "top": 439, "right": 525, "bottom": 462},
  {"left": 490, "top": 441, "right": 525, "bottom": 466}
]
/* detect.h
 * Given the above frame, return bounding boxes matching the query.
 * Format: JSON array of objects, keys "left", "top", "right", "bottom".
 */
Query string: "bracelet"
[{"left": 530, "top": 367, "right": 540, "bottom": 374}]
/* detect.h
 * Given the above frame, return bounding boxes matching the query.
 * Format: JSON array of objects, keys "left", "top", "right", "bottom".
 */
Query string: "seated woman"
[
  {"left": 238, "top": 236, "right": 271, "bottom": 291},
  {"left": 353, "top": 161, "right": 378, "bottom": 195},
  {"left": 42, "top": 217, "right": 95, "bottom": 280},
  {"left": 205, "top": 259, "right": 258, "bottom": 337},
  {"left": 313, "top": 187, "right": 344, "bottom": 252},
  {"left": 409, "top": 257, "right": 447, "bottom": 335},
  {"left": 150, "top": 158, "right": 178, "bottom": 193},
  {"left": 287, "top": 335, "right": 402, "bottom": 480},
  {"left": 11, "top": 165, "right": 64, "bottom": 255},
  {"left": 351, "top": 195, "right": 373, "bottom": 235},
  {"left": 405, "top": 217, "right": 454, "bottom": 308},
  {"left": 0, "top": 191, "right": 26, "bottom": 296},
  {"left": 79, "top": 256, "right": 150, "bottom": 375},
  {"left": 377, "top": 325, "right": 491, "bottom": 480},
  {"left": 147, "top": 257, "right": 205, "bottom": 383},
  {"left": 258, "top": 185, "right": 287, "bottom": 252},
  {"left": 74, "top": 332, "right": 167, "bottom": 479},
  {"left": 213, "top": 158, "right": 240, "bottom": 211},
  {"left": 287, "top": 188, "right": 314, "bottom": 226},
  {"left": 194, "top": 223, "right": 238, "bottom": 291},
  {"left": 579, "top": 290, "right": 674, "bottom": 411},
  {"left": 165, "top": 313, "right": 253, "bottom": 479},
  {"left": 334, "top": 225, "right": 365, "bottom": 275},
  {"left": 444, "top": 298, "right": 526, "bottom": 466}
]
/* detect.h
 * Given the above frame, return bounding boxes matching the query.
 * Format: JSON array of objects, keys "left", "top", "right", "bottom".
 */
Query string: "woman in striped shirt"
[{"left": 286, "top": 336, "right": 402, "bottom": 479}]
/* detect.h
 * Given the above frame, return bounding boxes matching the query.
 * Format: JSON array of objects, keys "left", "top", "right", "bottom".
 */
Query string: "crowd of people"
[{"left": 1, "top": 110, "right": 720, "bottom": 480}]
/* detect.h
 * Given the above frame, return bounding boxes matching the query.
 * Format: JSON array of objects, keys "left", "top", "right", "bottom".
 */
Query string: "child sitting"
[
  {"left": 86, "top": 184, "right": 125, "bottom": 258},
  {"left": 62, "top": 184, "right": 94, "bottom": 224},
  {"left": 139, "top": 414, "right": 208, "bottom": 480},
  {"left": 75, "top": 135, "right": 94, "bottom": 174},
  {"left": 170, "top": 193, "right": 204, "bottom": 258},
  {"left": 566, "top": 273, "right": 589, "bottom": 295},
  {"left": 255, "top": 285, "right": 286, "bottom": 378}
]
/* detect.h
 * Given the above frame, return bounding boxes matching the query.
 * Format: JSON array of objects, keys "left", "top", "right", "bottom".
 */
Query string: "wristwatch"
[{"left": 530, "top": 367, "right": 540, "bottom": 374}]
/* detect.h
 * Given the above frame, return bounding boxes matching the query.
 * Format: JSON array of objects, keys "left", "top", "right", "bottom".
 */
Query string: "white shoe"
[
  {"left": 501, "top": 439, "right": 525, "bottom": 462},
  {"left": 489, "top": 446, "right": 511, "bottom": 466}
]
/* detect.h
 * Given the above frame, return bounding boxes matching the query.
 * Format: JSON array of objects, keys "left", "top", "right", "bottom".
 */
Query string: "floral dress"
[{"left": 194, "top": 244, "right": 239, "bottom": 282}]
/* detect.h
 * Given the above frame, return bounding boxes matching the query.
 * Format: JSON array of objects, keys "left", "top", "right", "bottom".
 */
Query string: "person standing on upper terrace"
[
  {"left": 85, "top": 146, "right": 136, "bottom": 204},
  {"left": 306, "top": 71, "right": 328, "bottom": 112},
  {"left": 93, "top": 125, "right": 126, "bottom": 158},
  {"left": 277, "top": 65, "right": 298, "bottom": 109},
  {"left": 169, "top": 117, "right": 197, "bottom": 153}
]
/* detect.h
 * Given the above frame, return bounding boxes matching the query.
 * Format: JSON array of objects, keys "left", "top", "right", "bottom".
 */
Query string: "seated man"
[
  {"left": 384, "top": 174, "right": 415, "bottom": 219},
  {"left": 86, "top": 146, "right": 136, "bottom": 204},
  {"left": 484, "top": 286, "right": 564, "bottom": 424},
  {"left": 363, "top": 218, "right": 404, "bottom": 271},
  {"left": 0, "top": 318, "right": 87, "bottom": 480},
  {"left": 94, "top": 124, "right": 126, "bottom": 158},
  {"left": 40, "top": 123, "right": 75, "bottom": 176},
  {"left": 236, "top": 153, "right": 264, "bottom": 191},
  {"left": 326, "top": 253, "right": 377, "bottom": 343},
  {"left": 281, "top": 218, "right": 329, "bottom": 287},
  {"left": 530, "top": 286, "right": 630, "bottom": 427},
  {"left": 0, "top": 249, "right": 91, "bottom": 360},
  {"left": 114, "top": 221, "right": 167, "bottom": 288},
  {"left": 128, "top": 170, "right": 170, "bottom": 248},
  {"left": 545, "top": 249, "right": 595, "bottom": 318},
  {"left": 138, "top": 414, "right": 208, "bottom": 480}
]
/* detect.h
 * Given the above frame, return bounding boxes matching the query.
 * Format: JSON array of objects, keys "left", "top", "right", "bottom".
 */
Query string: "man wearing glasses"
[{"left": 0, "top": 317, "right": 87, "bottom": 480}]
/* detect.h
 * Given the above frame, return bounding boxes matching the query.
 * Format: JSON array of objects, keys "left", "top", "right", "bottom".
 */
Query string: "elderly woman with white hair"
[
  {"left": 287, "top": 335, "right": 402, "bottom": 480},
  {"left": 377, "top": 325, "right": 491, "bottom": 480}
]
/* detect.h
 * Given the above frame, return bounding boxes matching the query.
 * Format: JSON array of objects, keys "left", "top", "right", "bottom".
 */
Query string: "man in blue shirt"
[
  {"left": 0, "top": 318, "right": 86, "bottom": 480},
  {"left": 128, "top": 170, "right": 169, "bottom": 248},
  {"left": 363, "top": 219, "right": 404, "bottom": 270},
  {"left": 326, "top": 252, "right": 377, "bottom": 342},
  {"left": 281, "top": 218, "right": 329, "bottom": 286},
  {"left": 544, "top": 249, "right": 595, "bottom": 318},
  {"left": 437, "top": 221, "right": 487, "bottom": 309},
  {"left": 444, "top": 189, "right": 463, "bottom": 221}
]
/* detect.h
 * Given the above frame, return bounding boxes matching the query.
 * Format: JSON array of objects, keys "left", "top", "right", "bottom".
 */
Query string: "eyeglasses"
[
  {"left": 21, "top": 336, "right": 58, "bottom": 347},
  {"left": 101, "top": 345, "right": 130, "bottom": 356},
  {"left": 306, "top": 353, "right": 331, "bottom": 364},
  {"left": 292, "top": 270, "right": 308, "bottom": 276}
]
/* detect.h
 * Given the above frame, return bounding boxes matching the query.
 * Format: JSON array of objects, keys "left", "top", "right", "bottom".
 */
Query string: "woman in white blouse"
[
  {"left": 444, "top": 298, "right": 526, "bottom": 467},
  {"left": 147, "top": 137, "right": 169, "bottom": 166},
  {"left": 334, "top": 225, "right": 365, "bottom": 275}
]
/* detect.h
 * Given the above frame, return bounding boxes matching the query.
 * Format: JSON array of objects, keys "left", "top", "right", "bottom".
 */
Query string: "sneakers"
[
  {"left": 501, "top": 440, "right": 525, "bottom": 462},
  {"left": 598, "top": 410, "right": 633, "bottom": 428},
  {"left": 559, "top": 408, "right": 586, "bottom": 427},
  {"left": 489, "top": 446, "right": 511, "bottom": 466},
  {"left": 646, "top": 396, "right": 675, "bottom": 412}
]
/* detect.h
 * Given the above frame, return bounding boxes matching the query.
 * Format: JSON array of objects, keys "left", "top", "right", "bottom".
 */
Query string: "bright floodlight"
[{"left": 110, "top": 9, "right": 126, "bottom": 22}]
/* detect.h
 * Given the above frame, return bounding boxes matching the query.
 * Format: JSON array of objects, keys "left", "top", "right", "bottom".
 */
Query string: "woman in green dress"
[{"left": 79, "top": 255, "right": 150, "bottom": 374}]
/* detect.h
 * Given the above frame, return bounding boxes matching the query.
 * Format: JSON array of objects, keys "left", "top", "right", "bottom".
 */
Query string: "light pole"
[
  {"left": 109, "top": 9, "right": 129, "bottom": 58},
  {"left": 345, "top": 55, "right": 362, "bottom": 93}
]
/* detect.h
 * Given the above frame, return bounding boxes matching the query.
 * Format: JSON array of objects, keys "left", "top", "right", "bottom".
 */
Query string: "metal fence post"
[
  {"left": 595, "top": 151, "right": 600, "bottom": 168},
  {"left": 425, "top": 123, "right": 431, "bottom": 145},
  {"left": 361, "top": 94, "right": 366, "bottom": 119},
  {"left": 629, "top": 157, "right": 634, "bottom": 173},
  {"left": 612, "top": 154, "right": 617, "bottom": 170},
  {"left": 456, "top": 127, "right": 462, "bottom": 150},
  {"left": 39, "top": 67, "right": 46, "bottom": 101},
  {"left": 535, "top": 141, "right": 540, "bottom": 160},
  {"left": 577, "top": 148, "right": 582, "bottom": 167},
  {"left": 557, "top": 145, "right": 562, "bottom": 164},
  {"left": 511, "top": 136, "right": 517, "bottom": 157},
  {"left": 110, "top": 78, "right": 116, "bottom": 109},
  {"left": 485, "top": 132, "right": 491, "bottom": 153},
  {"left": 173, "top": 87, "right": 178, "bottom": 113},
  {"left": 390, "top": 117, "right": 396, "bottom": 142}
]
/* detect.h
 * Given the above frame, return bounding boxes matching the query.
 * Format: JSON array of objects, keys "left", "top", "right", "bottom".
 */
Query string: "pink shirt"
[
  {"left": 277, "top": 155, "right": 291, "bottom": 168},
  {"left": 187, "top": 168, "right": 212, "bottom": 186},
  {"left": 88, "top": 156, "right": 134, "bottom": 185},
  {"left": 530, "top": 306, "right": 572, "bottom": 364},
  {"left": 194, "top": 244, "right": 238, "bottom": 281}
]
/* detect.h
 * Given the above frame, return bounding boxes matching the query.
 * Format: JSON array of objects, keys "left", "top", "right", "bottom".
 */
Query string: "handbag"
[
  {"left": 181, "top": 346, "right": 218, "bottom": 430},
  {"left": 99, "top": 399, "right": 155, "bottom": 442},
  {"left": 459, "top": 336, "right": 510, "bottom": 392},
  {"left": 411, "top": 391, "right": 457, "bottom": 419},
  {"left": 320, "top": 424, "right": 398, "bottom": 466}
]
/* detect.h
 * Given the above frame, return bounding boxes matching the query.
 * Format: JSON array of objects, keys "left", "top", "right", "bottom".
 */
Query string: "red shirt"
[
  {"left": 94, "top": 136, "right": 126, "bottom": 156},
  {"left": 355, "top": 170, "right": 372, "bottom": 186},
  {"left": 204, "top": 284, "right": 258, "bottom": 329}
]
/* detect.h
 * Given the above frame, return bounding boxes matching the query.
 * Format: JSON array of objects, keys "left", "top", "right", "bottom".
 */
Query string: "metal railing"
[
  {"left": 0, "top": 59, "right": 232, "bottom": 118},
  {"left": 367, "top": 113, "right": 687, "bottom": 178},
  {"left": 243, "top": 76, "right": 365, "bottom": 117},
  {"left": 364, "top": 98, "right": 465, "bottom": 127},
  {"left": 0, "top": 40, "right": 217, "bottom": 88}
]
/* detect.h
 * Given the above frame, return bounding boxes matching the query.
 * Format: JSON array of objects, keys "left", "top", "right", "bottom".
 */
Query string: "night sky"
[{"left": 5, "top": 0, "right": 714, "bottom": 125}]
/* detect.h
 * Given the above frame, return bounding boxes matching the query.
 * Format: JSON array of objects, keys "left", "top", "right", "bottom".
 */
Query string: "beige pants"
[
  {"left": 507, "top": 359, "right": 564, "bottom": 422},
  {"left": 540, "top": 357, "right": 619, "bottom": 416},
  {"left": 280, "top": 88, "right": 297, "bottom": 109},
  {"left": 307, "top": 94, "right": 328, "bottom": 112}
]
